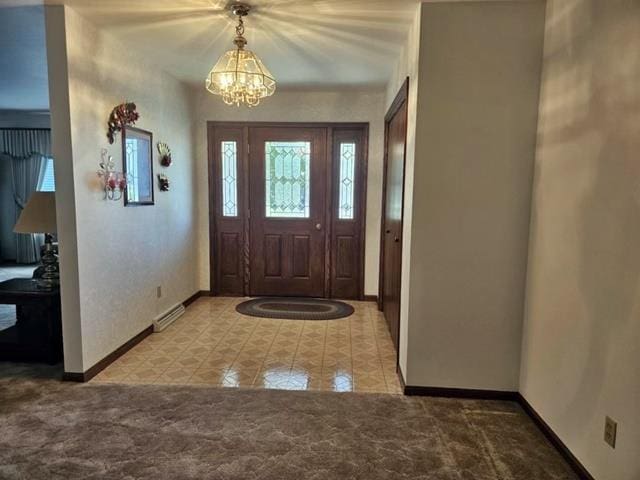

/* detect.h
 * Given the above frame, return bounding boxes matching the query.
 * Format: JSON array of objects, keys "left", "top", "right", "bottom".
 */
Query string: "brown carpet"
[{"left": 0, "top": 363, "right": 577, "bottom": 480}]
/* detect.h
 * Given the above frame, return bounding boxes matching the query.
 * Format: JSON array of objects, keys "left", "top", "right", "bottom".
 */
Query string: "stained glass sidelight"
[
  {"left": 338, "top": 142, "right": 356, "bottom": 219},
  {"left": 265, "top": 141, "right": 311, "bottom": 218},
  {"left": 221, "top": 141, "right": 238, "bottom": 216}
]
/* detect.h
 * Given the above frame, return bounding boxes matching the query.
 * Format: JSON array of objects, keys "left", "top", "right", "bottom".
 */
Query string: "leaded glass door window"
[
  {"left": 264, "top": 141, "right": 311, "bottom": 218},
  {"left": 338, "top": 142, "right": 356, "bottom": 219},
  {"left": 221, "top": 141, "right": 238, "bottom": 217}
]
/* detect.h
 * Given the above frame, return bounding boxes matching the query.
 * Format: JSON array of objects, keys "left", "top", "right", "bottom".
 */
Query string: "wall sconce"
[{"left": 97, "top": 148, "right": 127, "bottom": 201}]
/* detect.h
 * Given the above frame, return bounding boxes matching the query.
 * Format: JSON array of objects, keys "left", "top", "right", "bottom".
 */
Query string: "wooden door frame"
[
  {"left": 207, "top": 121, "right": 369, "bottom": 299},
  {"left": 378, "top": 78, "right": 409, "bottom": 314}
]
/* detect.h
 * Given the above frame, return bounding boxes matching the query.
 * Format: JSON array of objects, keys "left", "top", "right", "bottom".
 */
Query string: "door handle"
[
  {"left": 315, "top": 223, "right": 322, "bottom": 231},
  {"left": 394, "top": 236, "right": 400, "bottom": 243}
]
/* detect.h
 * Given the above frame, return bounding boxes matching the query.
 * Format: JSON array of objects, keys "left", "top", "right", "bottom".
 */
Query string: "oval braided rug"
[{"left": 236, "top": 298, "right": 354, "bottom": 320}]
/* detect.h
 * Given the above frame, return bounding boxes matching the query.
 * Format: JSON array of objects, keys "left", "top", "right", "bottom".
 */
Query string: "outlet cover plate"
[{"left": 604, "top": 416, "right": 617, "bottom": 448}]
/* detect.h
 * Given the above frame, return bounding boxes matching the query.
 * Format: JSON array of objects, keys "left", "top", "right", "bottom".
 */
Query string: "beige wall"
[
  {"left": 193, "top": 87, "right": 386, "bottom": 296},
  {"left": 46, "top": 6, "right": 199, "bottom": 372},
  {"left": 520, "top": 1, "right": 640, "bottom": 479},
  {"left": 404, "top": 1, "right": 545, "bottom": 389}
]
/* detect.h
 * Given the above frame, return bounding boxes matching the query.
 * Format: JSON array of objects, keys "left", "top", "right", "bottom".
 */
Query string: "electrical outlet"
[
  {"left": 156, "top": 286, "right": 162, "bottom": 298},
  {"left": 604, "top": 416, "right": 617, "bottom": 448}
]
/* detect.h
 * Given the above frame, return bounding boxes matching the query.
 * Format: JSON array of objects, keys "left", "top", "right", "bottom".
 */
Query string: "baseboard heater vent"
[{"left": 153, "top": 304, "right": 186, "bottom": 332}]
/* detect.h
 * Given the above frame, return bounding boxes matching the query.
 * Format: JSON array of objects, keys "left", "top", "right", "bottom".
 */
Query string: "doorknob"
[
  {"left": 394, "top": 236, "right": 400, "bottom": 243},
  {"left": 315, "top": 223, "right": 322, "bottom": 230}
]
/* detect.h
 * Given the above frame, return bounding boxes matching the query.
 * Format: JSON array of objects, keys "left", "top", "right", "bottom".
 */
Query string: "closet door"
[{"left": 379, "top": 79, "right": 408, "bottom": 350}]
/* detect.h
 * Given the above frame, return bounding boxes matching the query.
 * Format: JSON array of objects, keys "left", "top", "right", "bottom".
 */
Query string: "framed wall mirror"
[{"left": 122, "top": 126, "right": 154, "bottom": 206}]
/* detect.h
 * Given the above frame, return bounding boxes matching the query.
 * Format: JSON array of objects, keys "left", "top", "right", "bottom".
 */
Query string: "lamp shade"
[{"left": 14, "top": 191, "right": 57, "bottom": 234}]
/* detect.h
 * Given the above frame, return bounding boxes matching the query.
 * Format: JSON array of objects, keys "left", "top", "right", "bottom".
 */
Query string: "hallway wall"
[
  {"left": 46, "top": 5, "right": 199, "bottom": 373},
  {"left": 401, "top": 1, "right": 545, "bottom": 390},
  {"left": 520, "top": 1, "right": 640, "bottom": 478}
]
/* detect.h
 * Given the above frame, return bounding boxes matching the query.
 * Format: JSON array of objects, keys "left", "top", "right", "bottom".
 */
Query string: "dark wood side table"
[{"left": 0, "top": 278, "right": 62, "bottom": 364}]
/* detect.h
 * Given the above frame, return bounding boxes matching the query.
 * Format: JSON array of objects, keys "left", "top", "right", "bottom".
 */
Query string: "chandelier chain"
[{"left": 236, "top": 17, "right": 245, "bottom": 37}]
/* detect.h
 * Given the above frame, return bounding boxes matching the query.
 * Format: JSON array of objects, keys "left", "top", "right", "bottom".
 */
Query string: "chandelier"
[{"left": 206, "top": 3, "right": 276, "bottom": 107}]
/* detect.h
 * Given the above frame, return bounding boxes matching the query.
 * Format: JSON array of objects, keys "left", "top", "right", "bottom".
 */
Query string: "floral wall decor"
[
  {"left": 157, "top": 173, "right": 170, "bottom": 191},
  {"left": 107, "top": 102, "right": 139, "bottom": 144},
  {"left": 157, "top": 142, "right": 172, "bottom": 167}
]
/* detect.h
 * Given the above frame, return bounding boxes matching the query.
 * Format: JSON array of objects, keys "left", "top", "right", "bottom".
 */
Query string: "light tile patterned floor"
[{"left": 91, "top": 297, "right": 401, "bottom": 394}]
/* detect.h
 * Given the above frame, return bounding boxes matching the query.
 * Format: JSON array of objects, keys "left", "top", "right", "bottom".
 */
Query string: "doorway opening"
[{"left": 208, "top": 122, "right": 368, "bottom": 299}]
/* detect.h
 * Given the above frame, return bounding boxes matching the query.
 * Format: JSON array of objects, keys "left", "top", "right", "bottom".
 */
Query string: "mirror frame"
[{"left": 122, "top": 126, "right": 154, "bottom": 207}]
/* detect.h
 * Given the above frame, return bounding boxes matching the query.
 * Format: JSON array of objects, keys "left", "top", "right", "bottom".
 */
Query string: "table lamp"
[{"left": 14, "top": 192, "right": 58, "bottom": 287}]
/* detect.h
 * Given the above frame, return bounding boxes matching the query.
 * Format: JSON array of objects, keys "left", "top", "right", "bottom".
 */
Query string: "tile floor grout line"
[
  {"left": 319, "top": 319, "right": 330, "bottom": 390},
  {"left": 152, "top": 301, "right": 238, "bottom": 384},
  {"left": 218, "top": 311, "right": 261, "bottom": 386},
  {"left": 248, "top": 318, "right": 284, "bottom": 387},
  {"left": 184, "top": 302, "right": 244, "bottom": 384},
  {"left": 285, "top": 318, "right": 309, "bottom": 388},
  {"left": 348, "top": 308, "right": 356, "bottom": 392},
  {"left": 369, "top": 307, "right": 393, "bottom": 393}
]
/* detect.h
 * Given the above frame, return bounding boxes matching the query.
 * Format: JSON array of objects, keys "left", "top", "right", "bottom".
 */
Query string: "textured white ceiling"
[{"left": 45, "top": 0, "right": 419, "bottom": 88}]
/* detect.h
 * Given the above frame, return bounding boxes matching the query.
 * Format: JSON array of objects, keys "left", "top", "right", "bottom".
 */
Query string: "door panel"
[
  {"left": 210, "top": 127, "right": 246, "bottom": 295},
  {"left": 336, "top": 236, "right": 355, "bottom": 279},
  {"left": 380, "top": 80, "right": 408, "bottom": 352},
  {"left": 330, "top": 128, "right": 367, "bottom": 299},
  {"left": 249, "top": 127, "right": 327, "bottom": 297},
  {"left": 264, "top": 235, "right": 283, "bottom": 277},
  {"left": 220, "top": 233, "right": 240, "bottom": 276},
  {"left": 292, "top": 236, "right": 311, "bottom": 278}
]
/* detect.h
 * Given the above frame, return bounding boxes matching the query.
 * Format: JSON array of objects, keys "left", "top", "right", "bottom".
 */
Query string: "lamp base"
[{"left": 39, "top": 233, "right": 59, "bottom": 289}]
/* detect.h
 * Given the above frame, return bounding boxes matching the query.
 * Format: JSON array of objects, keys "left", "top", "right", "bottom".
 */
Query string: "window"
[
  {"left": 265, "top": 141, "right": 311, "bottom": 218},
  {"left": 338, "top": 142, "right": 356, "bottom": 219},
  {"left": 221, "top": 141, "right": 238, "bottom": 216},
  {"left": 125, "top": 138, "right": 140, "bottom": 202},
  {"left": 38, "top": 158, "right": 55, "bottom": 192}
]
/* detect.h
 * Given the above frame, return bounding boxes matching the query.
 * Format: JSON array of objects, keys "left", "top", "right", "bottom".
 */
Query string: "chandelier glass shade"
[
  {"left": 206, "top": 49, "right": 276, "bottom": 107},
  {"left": 206, "top": 4, "right": 276, "bottom": 107}
]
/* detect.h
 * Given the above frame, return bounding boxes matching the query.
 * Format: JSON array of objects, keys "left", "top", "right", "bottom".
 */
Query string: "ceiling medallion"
[{"left": 205, "top": 3, "right": 276, "bottom": 107}]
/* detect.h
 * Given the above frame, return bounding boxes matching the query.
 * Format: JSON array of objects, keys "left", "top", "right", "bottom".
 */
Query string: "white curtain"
[{"left": 0, "top": 129, "right": 51, "bottom": 264}]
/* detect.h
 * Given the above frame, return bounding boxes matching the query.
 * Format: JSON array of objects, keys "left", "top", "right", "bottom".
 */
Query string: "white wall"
[
  {"left": 403, "top": 1, "right": 545, "bottom": 390},
  {"left": 193, "top": 87, "right": 386, "bottom": 296},
  {"left": 520, "top": 1, "right": 640, "bottom": 479},
  {"left": 46, "top": 5, "right": 199, "bottom": 372}
]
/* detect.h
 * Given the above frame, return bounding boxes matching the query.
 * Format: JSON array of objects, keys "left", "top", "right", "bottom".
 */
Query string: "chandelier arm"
[{"left": 235, "top": 48, "right": 241, "bottom": 85}]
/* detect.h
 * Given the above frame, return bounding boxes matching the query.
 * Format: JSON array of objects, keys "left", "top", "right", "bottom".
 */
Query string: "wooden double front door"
[{"left": 209, "top": 123, "right": 367, "bottom": 299}]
